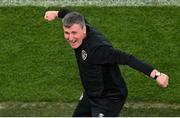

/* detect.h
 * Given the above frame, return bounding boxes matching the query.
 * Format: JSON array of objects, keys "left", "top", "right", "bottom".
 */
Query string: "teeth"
[
  {"left": 72, "top": 39, "right": 76, "bottom": 43},
  {"left": 69, "top": 39, "right": 76, "bottom": 43}
]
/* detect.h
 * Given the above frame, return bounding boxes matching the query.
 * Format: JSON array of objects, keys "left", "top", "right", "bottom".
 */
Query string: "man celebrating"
[{"left": 44, "top": 8, "right": 169, "bottom": 117}]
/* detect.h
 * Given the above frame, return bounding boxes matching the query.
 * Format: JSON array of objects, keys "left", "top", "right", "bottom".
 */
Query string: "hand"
[
  {"left": 156, "top": 73, "right": 169, "bottom": 88},
  {"left": 44, "top": 11, "right": 58, "bottom": 21}
]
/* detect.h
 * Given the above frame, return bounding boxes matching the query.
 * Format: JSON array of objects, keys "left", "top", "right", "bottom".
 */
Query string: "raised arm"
[{"left": 44, "top": 8, "right": 70, "bottom": 21}]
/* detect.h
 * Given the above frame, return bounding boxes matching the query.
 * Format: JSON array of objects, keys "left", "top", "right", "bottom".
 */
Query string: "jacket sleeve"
[
  {"left": 57, "top": 8, "right": 70, "bottom": 19},
  {"left": 90, "top": 46, "right": 154, "bottom": 76}
]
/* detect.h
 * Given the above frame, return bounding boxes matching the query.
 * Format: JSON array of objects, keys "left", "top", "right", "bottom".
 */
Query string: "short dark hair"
[{"left": 62, "top": 12, "right": 86, "bottom": 28}]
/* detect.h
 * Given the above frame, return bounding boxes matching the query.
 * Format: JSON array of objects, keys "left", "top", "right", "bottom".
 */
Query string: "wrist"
[
  {"left": 150, "top": 69, "right": 161, "bottom": 80},
  {"left": 154, "top": 71, "right": 161, "bottom": 80}
]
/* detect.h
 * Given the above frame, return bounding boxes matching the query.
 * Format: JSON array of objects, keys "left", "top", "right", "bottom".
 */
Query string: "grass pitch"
[{"left": 0, "top": 6, "right": 179, "bottom": 104}]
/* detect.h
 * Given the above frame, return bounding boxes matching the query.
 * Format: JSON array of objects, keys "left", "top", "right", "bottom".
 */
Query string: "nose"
[{"left": 68, "top": 33, "right": 73, "bottom": 41}]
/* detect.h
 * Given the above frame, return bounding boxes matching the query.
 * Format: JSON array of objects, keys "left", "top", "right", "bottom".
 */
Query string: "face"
[{"left": 63, "top": 24, "right": 86, "bottom": 49}]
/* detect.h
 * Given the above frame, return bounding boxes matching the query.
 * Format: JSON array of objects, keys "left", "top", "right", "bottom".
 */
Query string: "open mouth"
[
  {"left": 72, "top": 39, "right": 76, "bottom": 43},
  {"left": 68, "top": 38, "right": 80, "bottom": 48},
  {"left": 70, "top": 39, "right": 77, "bottom": 44},
  {"left": 69, "top": 39, "right": 78, "bottom": 47}
]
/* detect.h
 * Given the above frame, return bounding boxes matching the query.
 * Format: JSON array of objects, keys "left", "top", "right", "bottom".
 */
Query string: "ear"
[{"left": 82, "top": 26, "right": 86, "bottom": 34}]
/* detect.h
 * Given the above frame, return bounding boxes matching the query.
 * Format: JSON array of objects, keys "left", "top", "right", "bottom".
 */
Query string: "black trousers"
[{"left": 72, "top": 93, "right": 127, "bottom": 117}]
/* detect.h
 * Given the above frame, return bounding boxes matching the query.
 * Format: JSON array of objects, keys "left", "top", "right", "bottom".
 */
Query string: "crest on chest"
[{"left": 81, "top": 50, "right": 87, "bottom": 60}]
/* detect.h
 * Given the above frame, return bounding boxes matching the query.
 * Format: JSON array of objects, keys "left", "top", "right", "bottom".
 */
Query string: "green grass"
[
  {"left": 0, "top": 102, "right": 179, "bottom": 117},
  {"left": 0, "top": 6, "right": 179, "bottom": 103},
  {"left": 121, "top": 107, "right": 180, "bottom": 117}
]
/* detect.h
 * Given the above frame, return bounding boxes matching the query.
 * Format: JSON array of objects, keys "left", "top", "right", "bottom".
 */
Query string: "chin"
[{"left": 71, "top": 45, "right": 80, "bottom": 49}]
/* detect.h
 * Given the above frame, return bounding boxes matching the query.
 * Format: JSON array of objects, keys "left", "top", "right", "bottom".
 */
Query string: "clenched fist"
[
  {"left": 44, "top": 11, "right": 58, "bottom": 21},
  {"left": 156, "top": 73, "right": 169, "bottom": 88}
]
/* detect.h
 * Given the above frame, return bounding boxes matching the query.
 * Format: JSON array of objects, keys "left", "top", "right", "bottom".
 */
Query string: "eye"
[
  {"left": 64, "top": 31, "right": 69, "bottom": 35},
  {"left": 71, "top": 31, "right": 77, "bottom": 35}
]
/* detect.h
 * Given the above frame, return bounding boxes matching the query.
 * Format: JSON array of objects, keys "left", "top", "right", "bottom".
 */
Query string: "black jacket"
[{"left": 58, "top": 8, "right": 154, "bottom": 109}]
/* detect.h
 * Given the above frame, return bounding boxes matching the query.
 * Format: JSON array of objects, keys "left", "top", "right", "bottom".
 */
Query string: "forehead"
[{"left": 63, "top": 24, "right": 82, "bottom": 31}]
